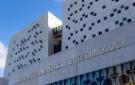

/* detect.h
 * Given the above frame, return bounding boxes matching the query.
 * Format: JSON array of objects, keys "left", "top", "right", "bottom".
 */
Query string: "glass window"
[
  {"left": 76, "top": 76, "right": 81, "bottom": 85},
  {"left": 65, "top": 79, "right": 71, "bottom": 85}
]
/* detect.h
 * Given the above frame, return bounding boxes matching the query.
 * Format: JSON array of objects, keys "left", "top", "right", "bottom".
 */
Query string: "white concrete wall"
[
  {"left": 62, "top": 0, "right": 135, "bottom": 50},
  {"left": 0, "top": 78, "right": 8, "bottom": 85},
  {"left": 39, "top": 21, "right": 135, "bottom": 85},
  {"left": 5, "top": 14, "right": 48, "bottom": 85},
  {"left": 4, "top": 12, "right": 62, "bottom": 85},
  {"left": 48, "top": 12, "right": 62, "bottom": 28}
]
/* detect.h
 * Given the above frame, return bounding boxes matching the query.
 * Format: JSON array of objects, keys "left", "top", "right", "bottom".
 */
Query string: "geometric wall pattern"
[
  {"left": 62, "top": 0, "right": 135, "bottom": 50},
  {"left": 6, "top": 23, "right": 45, "bottom": 76},
  {"left": 47, "top": 60, "right": 135, "bottom": 85},
  {"left": 4, "top": 12, "right": 63, "bottom": 85}
]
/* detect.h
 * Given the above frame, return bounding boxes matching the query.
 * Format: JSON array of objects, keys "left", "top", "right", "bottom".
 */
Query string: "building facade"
[
  {"left": 38, "top": 20, "right": 135, "bottom": 85},
  {"left": 4, "top": 12, "right": 62, "bottom": 85},
  {"left": 0, "top": 78, "right": 8, "bottom": 85},
  {"left": 4, "top": 0, "right": 135, "bottom": 85},
  {"left": 62, "top": 0, "right": 135, "bottom": 50}
]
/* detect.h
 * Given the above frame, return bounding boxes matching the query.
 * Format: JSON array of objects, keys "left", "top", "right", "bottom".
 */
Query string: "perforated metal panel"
[
  {"left": 62, "top": 0, "right": 135, "bottom": 50},
  {"left": 6, "top": 22, "right": 47, "bottom": 77}
]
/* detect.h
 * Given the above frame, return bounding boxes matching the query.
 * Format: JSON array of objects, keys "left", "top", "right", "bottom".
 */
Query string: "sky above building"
[{"left": 0, "top": 0, "right": 63, "bottom": 77}]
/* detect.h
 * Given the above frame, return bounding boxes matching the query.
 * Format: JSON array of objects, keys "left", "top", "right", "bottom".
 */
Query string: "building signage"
[{"left": 14, "top": 40, "right": 129, "bottom": 85}]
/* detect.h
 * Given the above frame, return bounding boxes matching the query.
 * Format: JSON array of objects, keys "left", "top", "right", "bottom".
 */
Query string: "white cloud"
[{"left": 0, "top": 42, "right": 8, "bottom": 77}]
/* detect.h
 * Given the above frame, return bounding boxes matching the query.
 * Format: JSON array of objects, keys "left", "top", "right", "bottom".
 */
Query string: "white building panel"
[
  {"left": 4, "top": 12, "right": 62, "bottom": 85},
  {"left": 62, "top": 0, "right": 135, "bottom": 50}
]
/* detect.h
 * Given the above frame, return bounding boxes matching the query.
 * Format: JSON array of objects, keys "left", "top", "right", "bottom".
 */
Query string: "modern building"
[
  {"left": 4, "top": 11, "right": 62, "bottom": 85},
  {"left": 4, "top": 0, "right": 135, "bottom": 85},
  {"left": 0, "top": 77, "right": 8, "bottom": 85},
  {"left": 62, "top": 0, "right": 135, "bottom": 50}
]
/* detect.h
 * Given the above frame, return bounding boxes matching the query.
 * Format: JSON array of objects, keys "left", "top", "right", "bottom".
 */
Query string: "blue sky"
[
  {"left": 0, "top": 0, "right": 63, "bottom": 46},
  {"left": 0, "top": 0, "right": 63, "bottom": 77}
]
